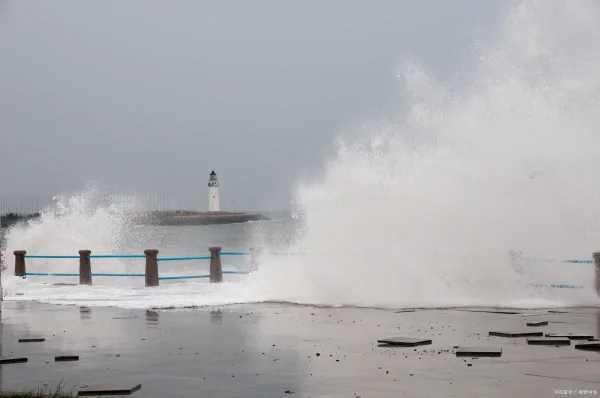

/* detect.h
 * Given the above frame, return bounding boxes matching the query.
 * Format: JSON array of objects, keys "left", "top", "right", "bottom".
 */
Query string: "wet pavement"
[{"left": 0, "top": 302, "right": 599, "bottom": 397}]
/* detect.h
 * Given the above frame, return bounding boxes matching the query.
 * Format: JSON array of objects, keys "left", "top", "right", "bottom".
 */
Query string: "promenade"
[{"left": 0, "top": 302, "right": 599, "bottom": 397}]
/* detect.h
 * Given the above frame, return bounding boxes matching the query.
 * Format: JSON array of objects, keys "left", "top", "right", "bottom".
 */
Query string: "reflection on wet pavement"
[{"left": 0, "top": 302, "right": 599, "bottom": 397}]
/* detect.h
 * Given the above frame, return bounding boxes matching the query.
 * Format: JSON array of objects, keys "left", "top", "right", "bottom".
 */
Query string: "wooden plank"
[
  {"left": 18, "top": 337, "right": 45, "bottom": 343},
  {"left": 526, "top": 321, "right": 549, "bottom": 327},
  {"left": 78, "top": 383, "right": 141, "bottom": 396},
  {"left": 489, "top": 331, "right": 543, "bottom": 338},
  {"left": 55, "top": 355, "right": 80, "bottom": 362},
  {"left": 574, "top": 341, "right": 600, "bottom": 351},
  {"left": 526, "top": 337, "right": 570, "bottom": 346},
  {"left": 455, "top": 347, "right": 502, "bottom": 357},
  {"left": 377, "top": 337, "right": 432, "bottom": 347},
  {"left": 0, "top": 357, "right": 28, "bottom": 364},
  {"left": 545, "top": 333, "right": 595, "bottom": 340}
]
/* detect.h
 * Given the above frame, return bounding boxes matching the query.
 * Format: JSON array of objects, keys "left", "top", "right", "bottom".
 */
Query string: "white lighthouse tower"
[{"left": 208, "top": 171, "right": 221, "bottom": 212}]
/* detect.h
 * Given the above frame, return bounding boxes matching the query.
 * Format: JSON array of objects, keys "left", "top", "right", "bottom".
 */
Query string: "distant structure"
[{"left": 208, "top": 171, "right": 220, "bottom": 212}]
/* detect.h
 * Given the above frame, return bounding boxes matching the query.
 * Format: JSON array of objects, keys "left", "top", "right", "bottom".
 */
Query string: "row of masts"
[{"left": 0, "top": 190, "right": 173, "bottom": 216}]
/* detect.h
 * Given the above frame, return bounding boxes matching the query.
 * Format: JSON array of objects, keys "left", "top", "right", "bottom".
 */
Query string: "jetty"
[{"left": 134, "top": 210, "right": 268, "bottom": 226}]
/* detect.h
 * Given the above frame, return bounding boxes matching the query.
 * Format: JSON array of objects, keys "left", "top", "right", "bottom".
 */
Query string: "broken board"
[
  {"left": 455, "top": 347, "right": 502, "bottom": 357},
  {"left": 0, "top": 357, "right": 28, "bottom": 365},
  {"left": 526, "top": 321, "right": 549, "bottom": 327},
  {"left": 545, "top": 333, "right": 595, "bottom": 340},
  {"left": 574, "top": 341, "right": 600, "bottom": 351},
  {"left": 377, "top": 337, "right": 432, "bottom": 347},
  {"left": 78, "top": 383, "right": 141, "bottom": 396},
  {"left": 18, "top": 337, "right": 45, "bottom": 343},
  {"left": 526, "top": 337, "right": 570, "bottom": 346},
  {"left": 55, "top": 355, "right": 80, "bottom": 362},
  {"left": 489, "top": 331, "right": 543, "bottom": 338}
]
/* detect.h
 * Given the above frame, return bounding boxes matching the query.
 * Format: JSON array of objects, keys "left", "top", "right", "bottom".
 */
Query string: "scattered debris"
[
  {"left": 455, "top": 347, "right": 502, "bottom": 357},
  {"left": 545, "top": 333, "right": 595, "bottom": 340},
  {"left": 489, "top": 331, "right": 543, "bottom": 338},
  {"left": 0, "top": 357, "right": 28, "bottom": 365},
  {"left": 78, "top": 383, "right": 141, "bottom": 396},
  {"left": 55, "top": 355, "right": 80, "bottom": 362},
  {"left": 526, "top": 337, "right": 570, "bottom": 346},
  {"left": 377, "top": 337, "right": 432, "bottom": 347},
  {"left": 526, "top": 321, "right": 549, "bottom": 327},
  {"left": 574, "top": 341, "right": 600, "bottom": 351},
  {"left": 18, "top": 337, "right": 45, "bottom": 343}
]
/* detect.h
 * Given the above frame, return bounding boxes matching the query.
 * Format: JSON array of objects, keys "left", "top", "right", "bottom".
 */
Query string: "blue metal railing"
[
  {"left": 24, "top": 255, "right": 79, "bottom": 259},
  {"left": 18, "top": 251, "right": 596, "bottom": 289},
  {"left": 157, "top": 256, "right": 211, "bottom": 262},
  {"left": 21, "top": 251, "right": 252, "bottom": 281},
  {"left": 521, "top": 257, "right": 593, "bottom": 264}
]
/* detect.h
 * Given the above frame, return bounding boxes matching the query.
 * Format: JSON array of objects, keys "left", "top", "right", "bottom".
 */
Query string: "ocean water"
[{"left": 2, "top": 0, "right": 600, "bottom": 310}]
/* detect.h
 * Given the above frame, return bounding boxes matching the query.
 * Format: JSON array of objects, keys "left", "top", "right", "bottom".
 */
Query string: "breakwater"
[
  {"left": 1, "top": 210, "right": 269, "bottom": 228},
  {"left": 134, "top": 210, "right": 269, "bottom": 226}
]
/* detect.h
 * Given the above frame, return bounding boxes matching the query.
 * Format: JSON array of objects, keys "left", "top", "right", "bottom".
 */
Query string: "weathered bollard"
[
  {"left": 144, "top": 249, "right": 159, "bottom": 287},
  {"left": 508, "top": 250, "right": 522, "bottom": 275},
  {"left": 14, "top": 250, "right": 26, "bottom": 277},
  {"left": 79, "top": 250, "right": 92, "bottom": 286},
  {"left": 593, "top": 252, "right": 600, "bottom": 297},
  {"left": 249, "top": 247, "right": 262, "bottom": 272},
  {"left": 209, "top": 247, "right": 223, "bottom": 283}
]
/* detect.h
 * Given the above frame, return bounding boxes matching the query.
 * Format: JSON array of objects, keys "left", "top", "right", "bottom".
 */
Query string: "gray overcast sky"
[{"left": 0, "top": 1, "right": 504, "bottom": 211}]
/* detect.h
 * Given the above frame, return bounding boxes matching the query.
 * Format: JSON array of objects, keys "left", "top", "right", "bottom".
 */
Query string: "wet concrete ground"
[{"left": 0, "top": 302, "right": 599, "bottom": 397}]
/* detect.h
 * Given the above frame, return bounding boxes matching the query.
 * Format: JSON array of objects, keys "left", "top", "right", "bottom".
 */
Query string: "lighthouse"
[{"left": 208, "top": 171, "right": 221, "bottom": 212}]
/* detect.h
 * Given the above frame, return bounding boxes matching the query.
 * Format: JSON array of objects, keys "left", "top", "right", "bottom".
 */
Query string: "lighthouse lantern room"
[{"left": 208, "top": 171, "right": 221, "bottom": 212}]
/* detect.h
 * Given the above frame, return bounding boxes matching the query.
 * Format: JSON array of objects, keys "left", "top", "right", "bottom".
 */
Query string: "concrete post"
[
  {"left": 79, "top": 250, "right": 92, "bottom": 286},
  {"left": 593, "top": 252, "right": 600, "bottom": 297},
  {"left": 209, "top": 247, "right": 223, "bottom": 283},
  {"left": 144, "top": 249, "right": 159, "bottom": 287},
  {"left": 13, "top": 250, "right": 26, "bottom": 277},
  {"left": 249, "top": 247, "right": 262, "bottom": 272},
  {"left": 508, "top": 250, "right": 522, "bottom": 275}
]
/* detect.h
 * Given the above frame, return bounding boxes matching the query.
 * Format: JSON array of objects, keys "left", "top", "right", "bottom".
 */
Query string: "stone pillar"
[
  {"left": 144, "top": 249, "right": 159, "bottom": 287},
  {"left": 79, "top": 250, "right": 92, "bottom": 286},
  {"left": 209, "top": 247, "right": 223, "bottom": 283},
  {"left": 593, "top": 252, "right": 600, "bottom": 297},
  {"left": 13, "top": 250, "right": 26, "bottom": 277},
  {"left": 508, "top": 250, "right": 522, "bottom": 275}
]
